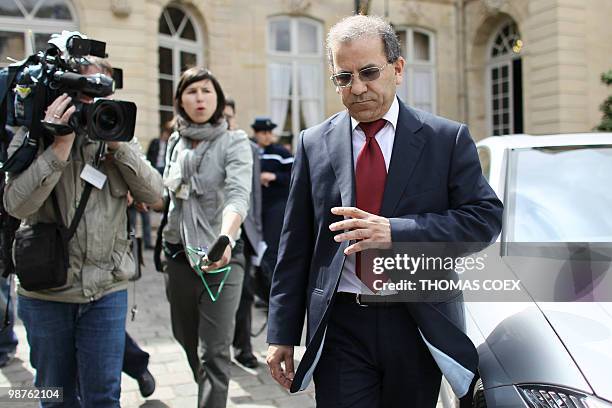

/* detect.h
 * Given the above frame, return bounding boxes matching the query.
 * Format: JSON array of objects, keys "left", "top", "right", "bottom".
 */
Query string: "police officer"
[{"left": 251, "top": 118, "right": 293, "bottom": 304}]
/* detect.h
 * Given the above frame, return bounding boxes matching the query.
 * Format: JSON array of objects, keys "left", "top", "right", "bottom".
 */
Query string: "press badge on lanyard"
[{"left": 80, "top": 164, "right": 107, "bottom": 189}]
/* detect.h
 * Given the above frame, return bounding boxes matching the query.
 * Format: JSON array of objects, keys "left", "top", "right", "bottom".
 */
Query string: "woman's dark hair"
[{"left": 174, "top": 67, "right": 226, "bottom": 125}]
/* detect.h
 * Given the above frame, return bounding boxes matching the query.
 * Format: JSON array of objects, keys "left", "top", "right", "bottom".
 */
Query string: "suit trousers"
[
  {"left": 313, "top": 294, "right": 442, "bottom": 408},
  {"left": 165, "top": 244, "right": 244, "bottom": 408}
]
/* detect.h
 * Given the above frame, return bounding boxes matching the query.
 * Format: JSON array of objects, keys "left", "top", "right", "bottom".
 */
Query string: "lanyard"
[{"left": 186, "top": 246, "right": 232, "bottom": 302}]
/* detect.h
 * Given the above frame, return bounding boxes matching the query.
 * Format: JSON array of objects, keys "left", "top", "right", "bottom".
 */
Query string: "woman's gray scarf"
[
  {"left": 164, "top": 116, "right": 228, "bottom": 268},
  {"left": 175, "top": 115, "right": 226, "bottom": 142}
]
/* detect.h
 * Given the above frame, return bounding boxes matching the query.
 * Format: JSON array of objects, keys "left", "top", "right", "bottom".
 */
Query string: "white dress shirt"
[{"left": 338, "top": 96, "right": 399, "bottom": 294}]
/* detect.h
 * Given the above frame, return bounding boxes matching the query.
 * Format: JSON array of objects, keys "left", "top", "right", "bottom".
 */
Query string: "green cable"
[{"left": 186, "top": 246, "right": 232, "bottom": 302}]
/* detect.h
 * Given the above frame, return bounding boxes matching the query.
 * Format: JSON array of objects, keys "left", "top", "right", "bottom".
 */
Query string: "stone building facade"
[{"left": 1, "top": 0, "right": 610, "bottom": 147}]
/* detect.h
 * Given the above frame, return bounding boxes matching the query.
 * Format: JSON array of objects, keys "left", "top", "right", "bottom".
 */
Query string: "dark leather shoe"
[
  {"left": 235, "top": 353, "right": 259, "bottom": 369},
  {"left": 137, "top": 369, "right": 156, "bottom": 398}
]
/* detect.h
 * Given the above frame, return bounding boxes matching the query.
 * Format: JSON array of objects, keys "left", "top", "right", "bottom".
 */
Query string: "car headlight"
[{"left": 518, "top": 385, "right": 612, "bottom": 408}]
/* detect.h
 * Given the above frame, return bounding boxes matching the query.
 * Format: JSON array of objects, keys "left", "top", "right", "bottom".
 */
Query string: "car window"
[{"left": 505, "top": 146, "right": 612, "bottom": 242}]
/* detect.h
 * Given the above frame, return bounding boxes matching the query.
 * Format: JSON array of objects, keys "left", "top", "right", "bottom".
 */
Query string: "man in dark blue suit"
[{"left": 266, "top": 15, "right": 503, "bottom": 407}]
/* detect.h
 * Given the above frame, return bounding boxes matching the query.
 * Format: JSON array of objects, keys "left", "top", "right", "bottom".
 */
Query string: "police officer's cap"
[{"left": 251, "top": 117, "right": 277, "bottom": 131}]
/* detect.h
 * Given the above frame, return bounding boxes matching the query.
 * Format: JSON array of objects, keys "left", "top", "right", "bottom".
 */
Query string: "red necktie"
[{"left": 355, "top": 119, "right": 387, "bottom": 292}]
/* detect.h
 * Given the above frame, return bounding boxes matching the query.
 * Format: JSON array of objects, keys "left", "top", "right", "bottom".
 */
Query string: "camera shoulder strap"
[{"left": 50, "top": 183, "right": 92, "bottom": 241}]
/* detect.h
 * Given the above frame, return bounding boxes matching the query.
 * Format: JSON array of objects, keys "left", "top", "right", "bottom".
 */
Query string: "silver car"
[{"left": 440, "top": 133, "right": 612, "bottom": 408}]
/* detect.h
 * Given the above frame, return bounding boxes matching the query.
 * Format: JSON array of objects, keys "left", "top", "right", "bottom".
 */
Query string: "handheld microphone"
[{"left": 200, "top": 235, "right": 230, "bottom": 269}]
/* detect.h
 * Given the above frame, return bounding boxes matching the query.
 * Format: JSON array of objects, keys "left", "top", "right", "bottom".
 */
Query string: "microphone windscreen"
[{"left": 207, "top": 235, "right": 230, "bottom": 263}]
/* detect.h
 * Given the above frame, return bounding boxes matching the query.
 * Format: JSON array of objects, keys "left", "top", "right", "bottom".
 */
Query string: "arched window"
[
  {"left": 0, "top": 0, "right": 78, "bottom": 67},
  {"left": 487, "top": 21, "right": 523, "bottom": 136},
  {"left": 396, "top": 28, "right": 436, "bottom": 113},
  {"left": 158, "top": 4, "right": 203, "bottom": 126},
  {"left": 267, "top": 16, "right": 324, "bottom": 147}
]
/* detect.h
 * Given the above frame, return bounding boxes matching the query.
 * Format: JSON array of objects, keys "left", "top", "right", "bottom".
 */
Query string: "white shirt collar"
[{"left": 350, "top": 96, "right": 399, "bottom": 132}]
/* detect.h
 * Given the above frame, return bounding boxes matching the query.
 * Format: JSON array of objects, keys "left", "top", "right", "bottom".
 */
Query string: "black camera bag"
[
  {"left": 13, "top": 222, "right": 69, "bottom": 291},
  {"left": 14, "top": 184, "right": 93, "bottom": 291}
]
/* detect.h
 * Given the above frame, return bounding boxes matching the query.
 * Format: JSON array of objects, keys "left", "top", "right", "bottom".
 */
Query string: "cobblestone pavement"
[
  {"left": 0, "top": 246, "right": 443, "bottom": 408},
  {"left": 0, "top": 247, "right": 315, "bottom": 408}
]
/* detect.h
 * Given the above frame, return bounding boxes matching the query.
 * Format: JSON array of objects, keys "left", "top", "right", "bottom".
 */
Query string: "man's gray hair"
[
  {"left": 79, "top": 56, "right": 113, "bottom": 75},
  {"left": 326, "top": 15, "right": 400, "bottom": 69}
]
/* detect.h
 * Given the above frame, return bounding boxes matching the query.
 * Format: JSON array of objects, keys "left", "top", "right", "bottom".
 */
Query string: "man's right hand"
[{"left": 266, "top": 344, "right": 295, "bottom": 390}]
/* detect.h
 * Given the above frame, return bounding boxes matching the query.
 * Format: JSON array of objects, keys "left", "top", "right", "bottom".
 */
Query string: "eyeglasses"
[{"left": 330, "top": 63, "right": 389, "bottom": 88}]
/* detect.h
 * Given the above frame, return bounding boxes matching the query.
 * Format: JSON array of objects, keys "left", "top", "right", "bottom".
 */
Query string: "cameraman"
[{"left": 3, "top": 57, "right": 162, "bottom": 407}]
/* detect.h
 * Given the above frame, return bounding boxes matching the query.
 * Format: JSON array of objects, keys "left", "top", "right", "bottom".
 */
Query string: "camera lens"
[
  {"left": 98, "top": 105, "right": 120, "bottom": 131},
  {"left": 92, "top": 101, "right": 124, "bottom": 139},
  {"left": 85, "top": 99, "right": 136, "bottom": 142}
]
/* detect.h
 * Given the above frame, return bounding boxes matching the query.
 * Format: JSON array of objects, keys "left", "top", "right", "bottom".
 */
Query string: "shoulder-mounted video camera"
[{"left": 0, "top": 31, "right": 137, "bottom": 173}]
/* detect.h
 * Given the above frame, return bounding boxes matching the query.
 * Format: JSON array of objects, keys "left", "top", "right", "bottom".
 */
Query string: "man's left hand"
[{"left": 329, "top": 207, "right": 391, "bottom": 255}]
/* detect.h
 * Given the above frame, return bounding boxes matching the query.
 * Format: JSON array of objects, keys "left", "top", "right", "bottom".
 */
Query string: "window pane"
[
  {"left": 298, "top": 21, "right": 317, "bottom": 54},
  {"left": 34, "top": 33, "right": 51, "bottom": 52},
  {"left": 270, "top": 20, "right": 290, "bottom": 52},
  {"left": 180, "top": 51, "right": 196, "bottom": 72},
  {"left": 35, "top": 0, "right": 72, "bottom": 20},
  {"left": 159, "top": 110, "right": 174, "bottom": 130},
  {"left": 159, "top": 12, "right": 171, "bottom": 35},
  {"left": 299, "top": 104, "right": 307, "bottom": 130},
  {"left": 412, "top": 69, "right": 433, "bottom": 112},
  {"left": 0, "top": 1, "right": 23, "bottom": 16},
  {"left": 0, "top": 31, "right": 25, "bottom": 66},
  {"left": 158, "top": 47, "right": 172, "bottom": 75},
  {"left": 502, "top": 113, "right": 509, "bottom": 125},
  {"left": 159, "top": 78, "right": 174, "bottom": 106},
  {"left": 181, "top": 18, "right": 196, "bottom": 41},
  {"left": 283, "top": 95, "right": 292, "bottom": 133},
  {"left": 413, "top": 32, "right": 430, "bottom": 61},
  {"left": 397, "top": 30, "right": 407, "bottom": 58},
  {"left": 167, "top": 7, "right": 185, "bottom": 34},
  {"left": 503, "top": 24, "right": 510, "bottom": 38}
]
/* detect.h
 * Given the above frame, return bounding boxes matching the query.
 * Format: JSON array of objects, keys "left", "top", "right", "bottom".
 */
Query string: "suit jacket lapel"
[
  {"left": 323, "top": 111, "right": 354, "bottom": 207},
  {"left": 380, "top": 101, "right": 426, "bottom": 217}
]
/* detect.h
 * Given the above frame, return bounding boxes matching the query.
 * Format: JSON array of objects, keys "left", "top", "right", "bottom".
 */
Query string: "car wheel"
[{"left": 473, "top": 378, "right": 487, "bottom": 408}]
